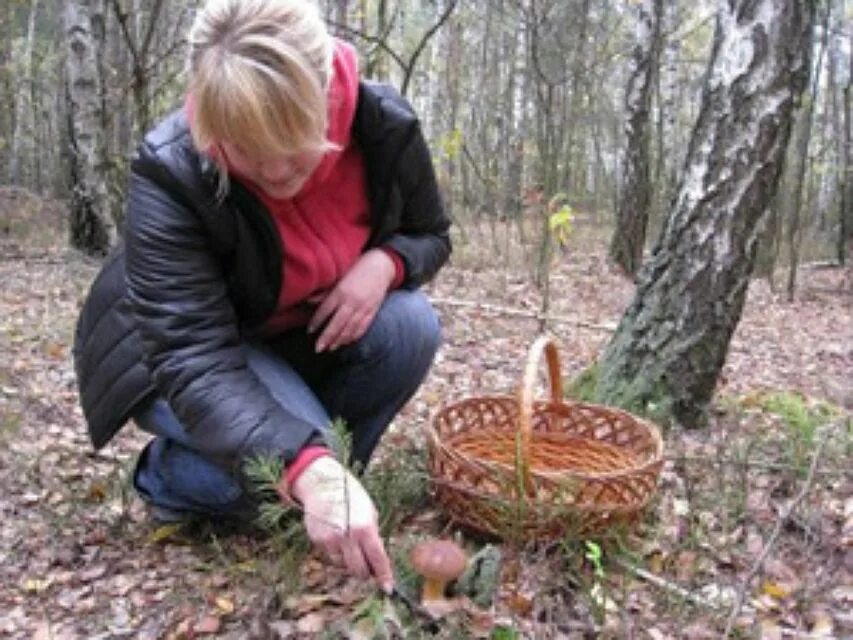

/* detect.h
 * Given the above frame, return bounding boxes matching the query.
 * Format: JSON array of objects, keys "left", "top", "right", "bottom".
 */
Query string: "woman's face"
[{"left": 219, "top": 141, "right": 323, "bottom": 199}]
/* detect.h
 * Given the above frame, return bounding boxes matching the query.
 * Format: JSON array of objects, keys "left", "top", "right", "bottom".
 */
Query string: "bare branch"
[
  {"left": 325, "top": 21, "right": 407, "bottom": 71},
  {"left": 400, "top": 0, "right": 459, "bottom": 95},
  {"left": 139, "top": 0, "right": 165, "bottom": 59},
  {"left": 108, "top": 0, "right": 140, "bottom": 68}
]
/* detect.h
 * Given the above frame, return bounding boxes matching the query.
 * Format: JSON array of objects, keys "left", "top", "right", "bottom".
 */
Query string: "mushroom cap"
[{"left": 410, "top": 539, "right": 467, "bottom": 580}]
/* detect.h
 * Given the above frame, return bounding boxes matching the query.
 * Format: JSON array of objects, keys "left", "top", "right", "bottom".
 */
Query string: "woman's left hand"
[{"left": 308, "top": 249, "right": 396, "bottom": 352}]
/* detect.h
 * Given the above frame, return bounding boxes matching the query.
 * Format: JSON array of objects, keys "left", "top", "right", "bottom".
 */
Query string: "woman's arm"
[
  {"left": 380, "top": 121, "right": 452, "bottom": 287},
  {"left": 124, "top": 166, "right": 322, "bottom": 471}
]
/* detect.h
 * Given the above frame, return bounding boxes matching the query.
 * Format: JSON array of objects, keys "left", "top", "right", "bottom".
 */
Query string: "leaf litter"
[{"left": 0, "top": 221, "right": 850, "bottom": 638}]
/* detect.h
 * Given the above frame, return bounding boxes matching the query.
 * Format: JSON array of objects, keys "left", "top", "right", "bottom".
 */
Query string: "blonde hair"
[{"left": 188, "top": 0, "right": 334, "bottom": 168}]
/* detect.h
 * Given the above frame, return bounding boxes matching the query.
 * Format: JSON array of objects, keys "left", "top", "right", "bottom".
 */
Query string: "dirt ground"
[{"left": 0, "top": 215, "right": 850, "bottom": 639}]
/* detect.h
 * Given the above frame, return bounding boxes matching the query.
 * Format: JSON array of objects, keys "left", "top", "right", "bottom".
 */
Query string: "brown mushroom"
[{"left": 410, "top": 538, "right": 468, "bottom": 603}]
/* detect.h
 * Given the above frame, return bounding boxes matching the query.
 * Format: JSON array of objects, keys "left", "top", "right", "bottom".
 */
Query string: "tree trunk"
[
  {"left": 595, "top": 0, "right": 814, "bottom": 428},
  {"left": 840, "top": 30, "right": 853, "bottom": 265},
  {"left": 64, "top": 0, "right": 118, "bottom": 254},
  {"left": 0, "top": 10, "right": 12, "bottom": 179},
  {"left": 9, "top": 0, "right": 39, "bottom": 187},
  {"left": 785, "top": 4, "right": 827, "bottom": 301},
  {"left": 609, "top": 0, "right": 663, "bottom": 278}
]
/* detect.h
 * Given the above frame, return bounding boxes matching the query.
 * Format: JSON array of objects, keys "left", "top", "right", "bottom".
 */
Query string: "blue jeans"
[{"left": 133, "top": 290, "right": 441, "bottom": 518}]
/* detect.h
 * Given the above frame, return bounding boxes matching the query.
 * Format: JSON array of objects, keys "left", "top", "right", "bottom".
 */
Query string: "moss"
[
  {"left": 593, "top": 369, "right": 678, "bottom": 429},
  {"left": 758, "top": 391, "right": 837, "bottom": 443},
  {"left": 756, "top": 391, "right": 840, "bottom": 474},
  {"left": 565, "top": 363, "right": 676, "bottom": 426},
  {"left": 564, "top": 364, "right": 599, "bottom": 402}
]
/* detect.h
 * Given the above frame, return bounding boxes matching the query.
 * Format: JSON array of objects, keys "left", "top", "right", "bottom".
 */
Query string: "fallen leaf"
[
  {"left": 268, "top": 621, "right": 295, "bottom": 639},
  {"left": 675, "top": 551, "right": 697, "bottom": 581},
  {"left": 214, "top": 596, "right": 234, "bottom": 615},
  {"left": 759, "top": 618, "right": 782, "bottom": 640},
  {"left": 86, "top": 483, "right": 107, "bottom": 503},
  {"left": 505, "top": 592, "right": 533, "bottom": 617},
  {"left": 193, "top": 615, "right": 221, "bottom": 635},
  {"left": 809, "top": 610, "right": 834, "bottom": 637},
  {"left": 761, "top": 581, "right": 790, "bottom": 600},
  {"left": 21, "top": 578, "right": 51, "bottom": 594},
  {"left": 646, "top": 550, "right": 664, "bottom": 574},
  {"left": 78, "top": 564, "right": 108, "bottom": 583},
  {"left": 30, "top": 620, "right": 52, "bottom": 640},
  {"left": 147, "top": 523, "right": 184, "bottom": 544},
  {"left": 172, "top": 617, "right": 193, "bottom": 639},
  {"left": 208, "top": 574, "right": 229, "bottom": 589},
  {"left": 296, "top": 612, "right": 326, "bottom": 634},
  {"left": 45, "top": 342, "right": 65, "bottom": 359}
]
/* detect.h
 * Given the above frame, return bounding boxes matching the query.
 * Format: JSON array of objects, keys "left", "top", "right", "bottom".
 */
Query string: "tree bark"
[
  {"left": 595, "top": 0, "right": 814, "bottom": 427},
  {"left": 609, "top": 0, "right": 663, "bottom": 278},
  {"left": 785, "top": 4, "right": 827, "bottom": 301},
  {"left": 9, "top": 0, "right": 39, "bottom": 187},
  {"left": 64, "top": 0, "right": 118, "bottom": 254},
  {"left": 840, "top": 27, "right": 853, "bottom": 265}
]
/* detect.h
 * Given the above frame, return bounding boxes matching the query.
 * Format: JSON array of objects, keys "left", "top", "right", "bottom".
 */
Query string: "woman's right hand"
[{"left": 284, "top": 456, "right": 394, "bottom": 593}]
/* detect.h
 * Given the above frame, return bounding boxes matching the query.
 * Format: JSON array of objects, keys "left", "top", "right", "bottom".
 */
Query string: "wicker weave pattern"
[{"left": 427, "top": 337, "right": 664, "bottom": 540}]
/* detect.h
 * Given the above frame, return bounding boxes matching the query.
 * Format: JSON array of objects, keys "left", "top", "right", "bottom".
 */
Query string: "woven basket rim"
[
  {"left": 427, "top": 429, "right": 663, "bottom": 481},
  {"left": 429, "top": 393, "right": 665, "bottom": 466}
]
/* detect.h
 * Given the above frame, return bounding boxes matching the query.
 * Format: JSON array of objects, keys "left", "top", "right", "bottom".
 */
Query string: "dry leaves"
[{"left": 0, "top": 228, "right": 850, "bottom": 638}]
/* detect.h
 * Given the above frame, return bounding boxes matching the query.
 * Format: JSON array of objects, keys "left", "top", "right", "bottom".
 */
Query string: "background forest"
[
  {"left": 0, "top": 1, "right": 851, "bottom": 639},
  {"left": 2, "top": 0, "right": 851, "bottom": 273}
]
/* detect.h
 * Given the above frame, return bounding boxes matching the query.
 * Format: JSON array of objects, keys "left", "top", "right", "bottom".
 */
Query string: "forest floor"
[{"left": 0, "top": 194, "right": 851, "bottom": 639}]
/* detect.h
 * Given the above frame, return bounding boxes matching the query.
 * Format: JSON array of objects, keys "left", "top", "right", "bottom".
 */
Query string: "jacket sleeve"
[
  {"left": 380, "top": 123, "right": 452, "bottom": 287},
  {"left": 125, "top": 158, "right": 323, "bottom": 472}
]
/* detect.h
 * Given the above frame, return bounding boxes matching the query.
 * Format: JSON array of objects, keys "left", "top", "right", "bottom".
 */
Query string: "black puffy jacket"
[{"left": 73, "top": 81, "right": 451, "bottom": 470}]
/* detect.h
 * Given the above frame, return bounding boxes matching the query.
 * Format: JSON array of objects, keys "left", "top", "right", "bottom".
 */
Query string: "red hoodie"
[
  {"left": 188, "top": 40, "right": 404, "bottom": 334},
  {"left": 250, "top": 40, "right": 403, "bottom": 333}
]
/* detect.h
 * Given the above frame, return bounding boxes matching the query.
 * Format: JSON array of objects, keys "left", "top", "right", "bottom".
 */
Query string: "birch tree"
[
  {"left": 785, "top": 3, "right": 827, "bottom": 300},
  {"left": 840, "top": 30, "right": 853, "bottom": 265},
  {"left": 64, "top": 0, "right": 118, "bottom": 254},
  {"left": 609, "top": 0, "right": 663, "bottom": 277},
  {"left": 594, "top": 0, "right": 815, "bottom": 427},
  {"left": 8, "top": 0, "right": 39, "bottom": 187}
]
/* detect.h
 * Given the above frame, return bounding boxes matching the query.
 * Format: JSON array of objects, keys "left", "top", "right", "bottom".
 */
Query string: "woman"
[{"left": 73, "top": 0, "right": 450, "bottom": 593}]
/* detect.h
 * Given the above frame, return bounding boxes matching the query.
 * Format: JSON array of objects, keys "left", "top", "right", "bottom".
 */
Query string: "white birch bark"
[
  {"left": 64, "top": 0, "right": 118, "bottom": 253},
  {"left": 596, "top": 0, "right": 815, "bottom": 427}
]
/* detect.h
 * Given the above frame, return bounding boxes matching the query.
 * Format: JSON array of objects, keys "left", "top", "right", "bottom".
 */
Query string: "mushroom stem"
[{"left": 421, "top": 578, "right": 448, "bottom": 602}]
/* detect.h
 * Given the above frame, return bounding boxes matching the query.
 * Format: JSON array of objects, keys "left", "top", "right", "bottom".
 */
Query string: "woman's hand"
[
  {"left": 308, "top": 249, "right": 396, "bottom": 352},
  {"left": 284, "top": 456, "right": 394, "bottom": 593}
]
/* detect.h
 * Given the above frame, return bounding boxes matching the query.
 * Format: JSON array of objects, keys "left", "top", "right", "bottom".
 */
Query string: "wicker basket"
[{"left": 427, "top": 336, "right": 664, "bottom": 540}]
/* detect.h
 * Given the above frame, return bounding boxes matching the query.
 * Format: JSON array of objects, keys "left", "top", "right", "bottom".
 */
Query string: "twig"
[
  {"left": 613, "top": 557, "right": 721, "bottom": 610},
  {"left": 429, "top": 297, "right": 617, "bottom": 333},
  {"left": 721, "top": 427, "right": 830, "bottom": 638}
]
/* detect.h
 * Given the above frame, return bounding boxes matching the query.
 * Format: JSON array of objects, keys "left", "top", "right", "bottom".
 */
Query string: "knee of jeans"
[{"left": 348, "top": 291, "right": 441, "bottom": 364}]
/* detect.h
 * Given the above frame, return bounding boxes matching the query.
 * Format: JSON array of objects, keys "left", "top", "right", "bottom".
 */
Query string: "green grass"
[{"left": 757, "top": 391, "right": 839, "bottom": 474}]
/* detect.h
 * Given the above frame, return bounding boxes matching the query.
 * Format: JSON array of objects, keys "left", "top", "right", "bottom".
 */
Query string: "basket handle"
[{"left": 516, "top": 335, "right": 563, "bottom": 497}]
